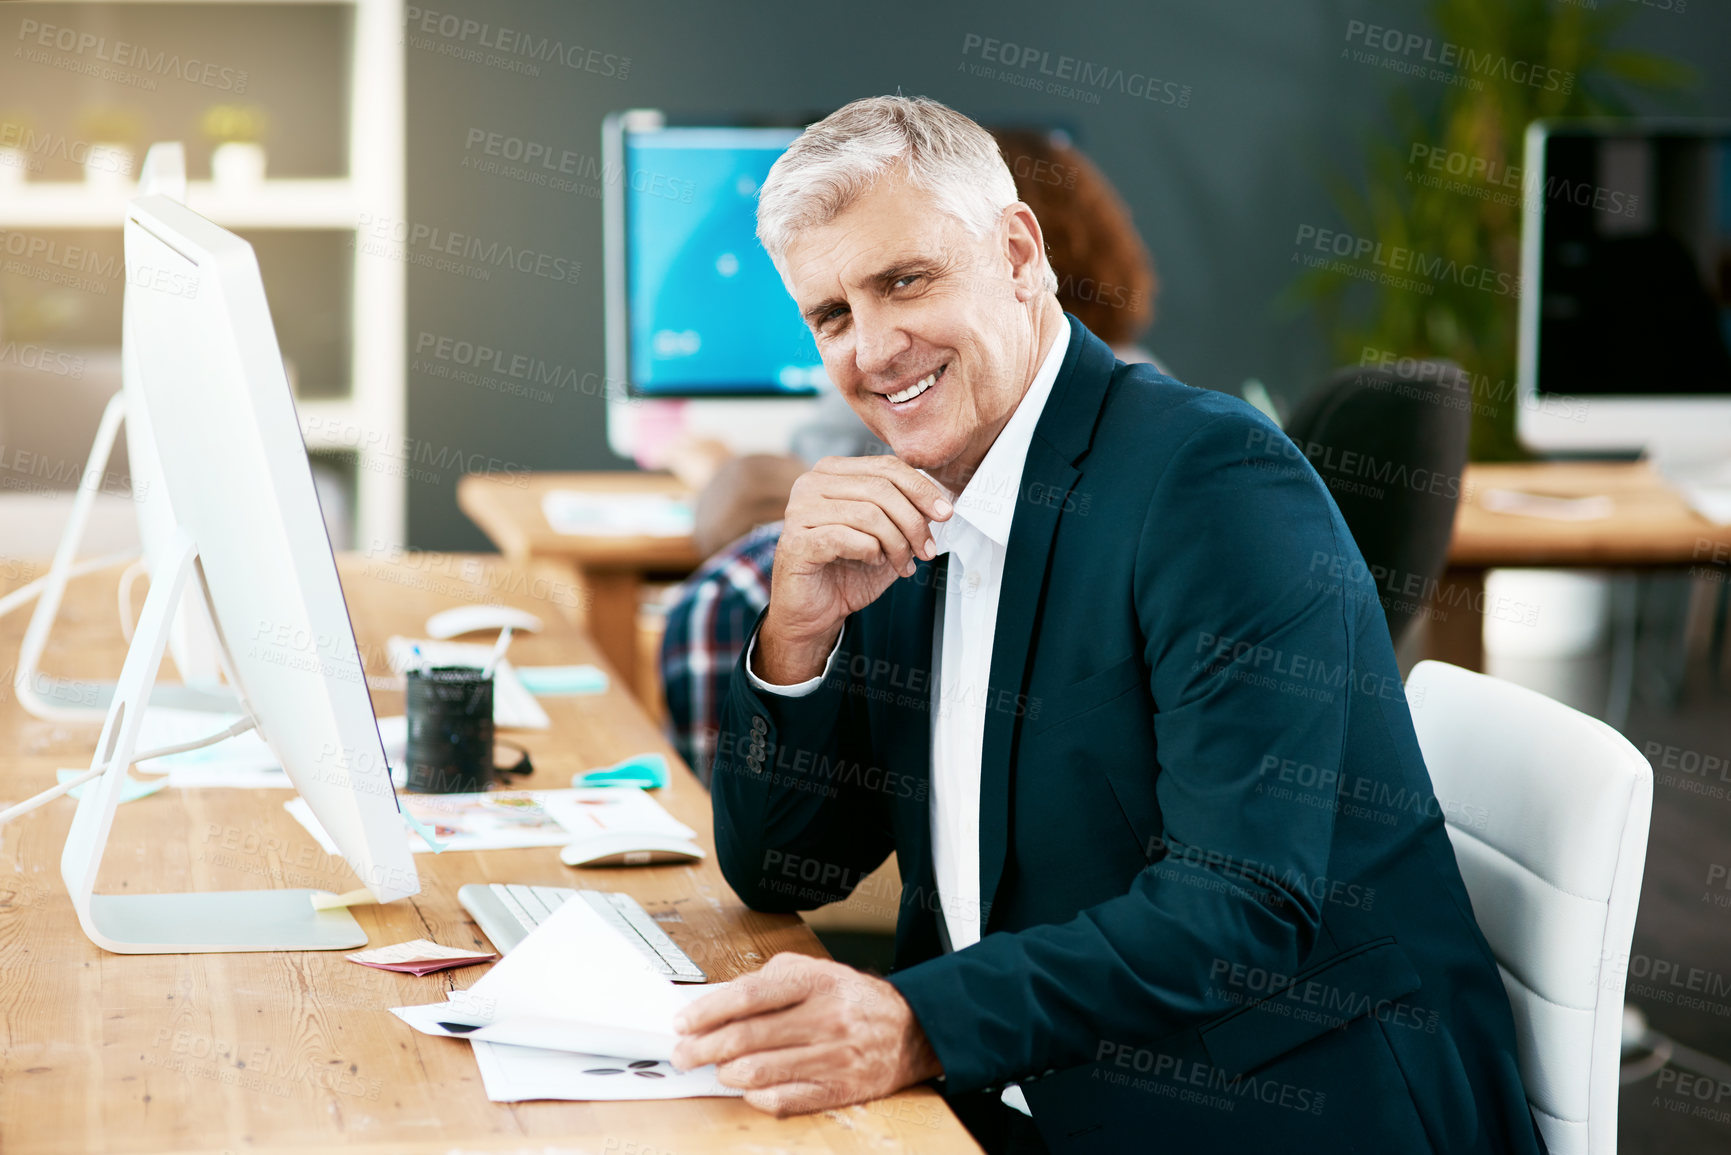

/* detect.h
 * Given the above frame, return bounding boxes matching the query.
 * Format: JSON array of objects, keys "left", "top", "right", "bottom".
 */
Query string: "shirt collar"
[{"left": 928, "top": 322, "right": 1071, "bottom": 556}]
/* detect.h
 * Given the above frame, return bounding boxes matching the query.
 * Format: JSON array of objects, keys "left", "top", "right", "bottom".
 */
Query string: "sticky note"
[
  {"left": 573, "top": 753, "right": 671, "bottom": 790},
  {"left": 516, "top": 665, "right": 609, "bottom": 696},
  {"left": 58, "top": 768, "right": 167, "bottom": 804}
]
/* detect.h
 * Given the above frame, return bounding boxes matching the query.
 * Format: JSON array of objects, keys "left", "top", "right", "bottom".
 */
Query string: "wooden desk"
[
  {"left": 0, "top": 555, "right": 976, "bottom": 1155},
  {"left": 457, "top": 473, "right": 702, "bottom": 695},
  {"left": 1432, "top": 461, "right": 1731, "bottom": 669}
]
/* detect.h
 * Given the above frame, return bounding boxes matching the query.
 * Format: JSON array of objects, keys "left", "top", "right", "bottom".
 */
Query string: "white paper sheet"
[
  {"left": 285, "top": 786, "right": 693, "bottom": 856},
  {"left": 470, "top": 1039, "right": 740, "bottom": 1102},
  {"left": 135, "top": 708, "right": 288, "bottom": 787},
  {"left": 541, "top": 490, "right": 694, "bottom": 538},
  {"left": 127, "top": 709, "right": 410, "bottom": 790},
  {"left": 392, "top": 894, "right": 697, "bottom": 1060}
]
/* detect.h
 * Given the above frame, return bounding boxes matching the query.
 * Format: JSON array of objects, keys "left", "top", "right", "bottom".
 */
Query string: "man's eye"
[{"left": 893, "top": 274, "right": 922, "bottom": 289}]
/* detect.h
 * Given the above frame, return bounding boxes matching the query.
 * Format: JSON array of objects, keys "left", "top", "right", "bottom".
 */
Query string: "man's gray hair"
[{"left": 756, "top": 95, "right": 1058, "bottom": 294}]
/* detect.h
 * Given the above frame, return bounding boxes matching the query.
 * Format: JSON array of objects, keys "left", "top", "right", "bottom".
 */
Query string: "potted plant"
[
  {"left": 0, "top": 110, "right": 37, "bottom": 186},
  {"left": 1288, "top": 0, "right": 1694, "bottom": 461},
  {"left": 203, "top": 104, "right": 268, "bottom": 188},
  {"left": 74, "top": 106, "right": 142, "bottom": 189}
]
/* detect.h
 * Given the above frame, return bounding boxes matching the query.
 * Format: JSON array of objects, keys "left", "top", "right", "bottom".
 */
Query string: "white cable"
[
  {"left": 0, "top": 716, "right": 256, "bottom": 827},
  {"left": 116, "top": 557, "right": 149, "bottom": 642},
  {"left": 0, "top": 552, "right": 139, "bottom": 624}
]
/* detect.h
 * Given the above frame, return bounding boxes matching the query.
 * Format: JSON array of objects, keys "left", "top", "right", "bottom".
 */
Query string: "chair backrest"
[
  {"left": 1281, "top": 364, "right": 1470, "bottom": 644},
  {"left": 1406, "top": 660, "right": 1653, "bottom": 1155}
]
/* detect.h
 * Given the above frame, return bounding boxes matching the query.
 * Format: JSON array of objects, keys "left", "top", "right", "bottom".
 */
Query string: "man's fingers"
[
  {"left": 673, "top": 955, "right": 818, "bottom": 1037},
  {"left": 742, "top": 1081, "right": 836, "bottom": 1118},
  {"left": 803, "top": 474, "right": 938, "bottom": 564},
  {"left": 672, "top": 1005, "right": 815, "bottom": 1072},
  {"left": 806, "top": 523, "right": 890, "bottom": 569},
  {"left": 815, "top": 498, "right": 923, "bottom": 574},
  {"left": 814, "top": 455, "right": 954, "bottom": 522},
  {"left": 714, "top": 1043, "right": 834, "bottom": 1090}
]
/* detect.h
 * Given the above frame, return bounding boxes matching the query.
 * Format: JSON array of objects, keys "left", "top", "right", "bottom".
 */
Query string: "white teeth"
[{"left": 888, "top": 372, "right": 936, "bottom": 404}]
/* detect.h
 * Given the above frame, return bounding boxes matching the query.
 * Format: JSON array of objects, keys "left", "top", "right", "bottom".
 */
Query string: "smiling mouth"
[{"left": 886, "top": 364, "right": 946, "bottom": 405}]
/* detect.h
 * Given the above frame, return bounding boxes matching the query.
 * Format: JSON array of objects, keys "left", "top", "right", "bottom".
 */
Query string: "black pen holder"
[{"left": 405, "top": 666, "right": 495, "bottom": 794}]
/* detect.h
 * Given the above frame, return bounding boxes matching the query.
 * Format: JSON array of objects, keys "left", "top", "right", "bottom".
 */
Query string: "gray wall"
[{"left": 393, "top": 0, "right": 1731, "bottom": 547}]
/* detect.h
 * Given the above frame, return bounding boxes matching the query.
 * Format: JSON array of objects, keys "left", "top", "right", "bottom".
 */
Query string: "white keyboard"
[{"left": 457, "top": 882, "right": 706, "bottom": 982}]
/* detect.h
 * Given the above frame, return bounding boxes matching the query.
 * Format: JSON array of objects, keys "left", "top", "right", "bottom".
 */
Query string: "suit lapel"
[
  {"left": 977, "top": 444, "right": 1077, "bottom": 931},
  {"left": 976, "top": 314, "right": 1117, "bottom": 933}
]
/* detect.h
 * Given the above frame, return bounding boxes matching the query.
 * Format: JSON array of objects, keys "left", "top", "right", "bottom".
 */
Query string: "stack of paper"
[{"left": 392, "top": 888, "right": 738, "bottom": 1101}]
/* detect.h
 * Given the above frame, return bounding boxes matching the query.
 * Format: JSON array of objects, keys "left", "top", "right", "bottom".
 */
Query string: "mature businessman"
[{"left": 670, "top": 95, "right": 1544, "bottom": 1155}]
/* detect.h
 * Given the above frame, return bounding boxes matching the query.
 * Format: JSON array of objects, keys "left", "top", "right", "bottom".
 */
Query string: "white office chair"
[{"left": 1407, "top": 660, "right": 1652, "bottom": 1155}]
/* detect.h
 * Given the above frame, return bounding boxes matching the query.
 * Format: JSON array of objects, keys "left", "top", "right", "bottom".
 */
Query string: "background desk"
[
  {"left": 458, "top": 472, "right": 701, "bottom": 699},
  {"left": 1433, "top": 461, "right": 1731, "bottom": 671},
  {"left": 0, "top": 554, "right": 975, "bottom": 1154}
]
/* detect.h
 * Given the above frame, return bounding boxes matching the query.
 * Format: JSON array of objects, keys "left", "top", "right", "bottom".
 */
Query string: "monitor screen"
[
  {"left": 623, "top": 125, "right": 826, "bottom": 396},
  {"left": 1536, "top": 127, "right": 1731, "bottom": 398}
]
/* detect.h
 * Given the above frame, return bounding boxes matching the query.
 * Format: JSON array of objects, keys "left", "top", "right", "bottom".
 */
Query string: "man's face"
[{"left": 780, "top": 174, "right": 1043, "bottom": 490}]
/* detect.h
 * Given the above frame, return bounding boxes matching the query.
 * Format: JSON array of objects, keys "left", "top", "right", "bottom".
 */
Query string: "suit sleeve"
[
  {"left": 710, "top": 609, "right": 897, "bottom": 912},
  {"left": 887, "top": 405, "right": 1366, "bottom": 1092}
]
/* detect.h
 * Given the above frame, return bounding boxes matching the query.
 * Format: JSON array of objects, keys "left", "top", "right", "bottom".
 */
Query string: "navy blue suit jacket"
[{"left": 711, "top": 316, "right": 1544, "bottom": 1154}]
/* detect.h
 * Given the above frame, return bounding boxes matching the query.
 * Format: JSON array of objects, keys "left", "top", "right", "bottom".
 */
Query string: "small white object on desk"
[
  {"left": 560, "top": 831, "right": 706, "bottom": 868},
  {"left": 1652, "top": 452, "right": 1731, "bottom": 526},
  {"left": 541, "top": 490, "right": 694, "bottom": 538},
  {"left": 1480, "top": 488, "right": 1615, "bottom": 522}
]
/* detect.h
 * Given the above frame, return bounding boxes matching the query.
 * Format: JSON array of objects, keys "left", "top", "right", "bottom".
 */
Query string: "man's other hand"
[
  {"left": 756, "top": 456, "right": 952, "bottom": 683},
  {"left": 669, "top": 952, "right": 942, "bottom": 1116}
]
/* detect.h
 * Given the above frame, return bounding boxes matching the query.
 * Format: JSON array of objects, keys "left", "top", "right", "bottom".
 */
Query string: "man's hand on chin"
[{"left": 669, "top": 952, "right": 942, "bottom": 1116}]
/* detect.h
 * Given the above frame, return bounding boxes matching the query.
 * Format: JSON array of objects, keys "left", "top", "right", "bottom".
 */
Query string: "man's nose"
[{"left": 852, "top": 310, "right": 910, "bottom": 377}]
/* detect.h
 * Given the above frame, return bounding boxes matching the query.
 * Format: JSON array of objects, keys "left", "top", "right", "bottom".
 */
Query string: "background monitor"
[
  {"left": 1518, "top": 119, "right": 1731, "bottom": 455},
  {"left": 603, "top": 110, "right": 824, "bottom": 460}
]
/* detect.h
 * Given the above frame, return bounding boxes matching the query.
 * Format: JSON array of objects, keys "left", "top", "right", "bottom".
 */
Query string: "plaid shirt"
[{"left": 659, "top": 521, "right": 783, "bottom": 786}]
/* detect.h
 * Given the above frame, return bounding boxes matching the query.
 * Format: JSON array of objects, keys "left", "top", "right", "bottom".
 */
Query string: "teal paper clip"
[
  {"left": 573, "top": 753, "right": 670, "bottom": 790},
  {"left": 402, "top": 807, "right": 448, "bottom": 853}
]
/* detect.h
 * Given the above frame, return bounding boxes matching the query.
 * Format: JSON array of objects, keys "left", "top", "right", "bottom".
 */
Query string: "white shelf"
[
  {"left": 11, "top": 0, "right": 405, "bottom": 547},
  {"left": 0, "top": 179, "right": 360, "bottom": 229}
]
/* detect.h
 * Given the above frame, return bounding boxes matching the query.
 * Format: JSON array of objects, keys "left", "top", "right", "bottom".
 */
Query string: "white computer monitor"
[
  {"left": 602, "top": 109, "right": 822, "bottom": 460},
  {"left": 59, "top": 193, "right": 418, "bottom": 954},
  {"left": 1517, "top": 119, "right": 1731, "bottom": 457}
]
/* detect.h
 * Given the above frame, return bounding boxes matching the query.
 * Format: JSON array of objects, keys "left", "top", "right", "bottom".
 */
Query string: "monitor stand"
[
  {"left": 14, "top": 391, "right": 237, "bottom": 722},
  {"left": 60, "top": 526, "right": 366, "bottom": 954}
]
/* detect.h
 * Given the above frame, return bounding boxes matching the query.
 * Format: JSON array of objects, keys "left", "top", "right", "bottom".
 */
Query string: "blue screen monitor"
[{"left": 606, "top": 115, "right": 826, "bottom": 398}]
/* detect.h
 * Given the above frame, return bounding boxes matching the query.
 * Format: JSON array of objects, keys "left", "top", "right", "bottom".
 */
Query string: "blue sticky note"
[
  {"left": 402, "top": 807, "right": 448, "bottom": 853},
  {"left": 573, "top": 753, "right": 671, "bottom": 790},
  {"left": 58, "top": 769, "right": 167, "bottom": 804},
  {"left": 516, "top": 665, "right": 610, "bottom": 696}
]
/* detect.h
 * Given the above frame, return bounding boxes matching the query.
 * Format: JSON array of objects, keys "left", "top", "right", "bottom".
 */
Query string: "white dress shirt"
[{"left": 746, "top": 324, "right": 1071, "bottom": 1116}]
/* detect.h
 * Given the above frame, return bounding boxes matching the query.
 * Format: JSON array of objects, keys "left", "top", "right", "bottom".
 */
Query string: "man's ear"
[{"left": 1002, "top": 202, "right": 1048, "bottom": 302}]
